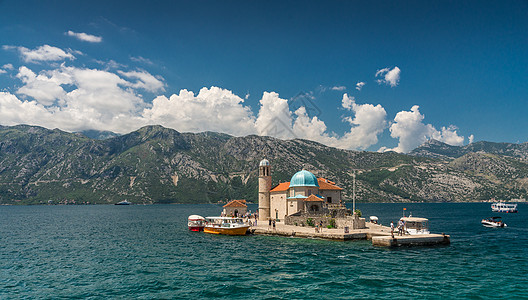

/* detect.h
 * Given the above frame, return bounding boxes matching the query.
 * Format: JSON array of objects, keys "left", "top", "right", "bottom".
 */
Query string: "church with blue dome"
[{"left": 258, "top": 159, "right": 343, "bottom": 222}]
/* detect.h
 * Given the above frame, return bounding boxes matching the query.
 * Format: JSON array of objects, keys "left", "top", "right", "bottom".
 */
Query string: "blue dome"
[{"left": 289, "top": 170, "right": 319, "bottom": 187}]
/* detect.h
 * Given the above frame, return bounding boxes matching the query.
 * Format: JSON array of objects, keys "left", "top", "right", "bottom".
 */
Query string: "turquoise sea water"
[{"left": 1, "top": 203, "right": 527, "bottom": 299}]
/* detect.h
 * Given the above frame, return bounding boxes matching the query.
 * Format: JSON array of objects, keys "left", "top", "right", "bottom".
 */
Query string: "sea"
[{"left": 1, "top": 202, "right": 527, "bottom": 299}]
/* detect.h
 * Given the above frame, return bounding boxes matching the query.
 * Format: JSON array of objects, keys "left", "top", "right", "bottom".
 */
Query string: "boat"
[
  {"left": 203, "top": 217, "right": 249, "bottom": 235},
  {"left": 400, "top": 217, "right": 430, "bottom": 235},
  {"left": 115, "top": 200, "right": 132, "bottom": 205},
  {"left": 491, "top": 202, "right": 518, "bottom": 213},
  {"left": 481, "top": 216, "right": 507, "bottom": 228},
  {"left": 188, "top": 215, "right": 205, "bottom": 231}
]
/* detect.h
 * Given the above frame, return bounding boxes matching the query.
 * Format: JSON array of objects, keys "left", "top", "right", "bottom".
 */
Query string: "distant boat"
[
  {"left": 115, "top": 200, "right": 132, "bottom": 205},
  {"left": 491, "top": 202, "right": 518, "bottom": 213},
  {"left": 203, "top": 217, "right": 249, "bottom": 235},
  {"left": 481, "top": 216, "right": 507, "bottom": 228}
]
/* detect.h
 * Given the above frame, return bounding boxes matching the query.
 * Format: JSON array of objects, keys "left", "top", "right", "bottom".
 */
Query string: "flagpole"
[{"left": 353, "top": 170, "right": 356, "bottom": 214}]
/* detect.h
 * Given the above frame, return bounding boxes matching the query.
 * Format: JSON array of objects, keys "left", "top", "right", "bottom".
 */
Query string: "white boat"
[
  {"left": 400, "top": 217, "right": 430, "bottom": 235},
  {"left": 491, "top": 202, "right": 518, "bottom": 213},
  {"left": 481, "top": 216, "right": 507, "bottom": 228},
  {"left": 188, "top": 215, "right": 205, "bottom": 232},
  {"left": 115, "top": 200, "right": 132, "bottom": 205},
  {"left": 204, "top": 217, "right": 249, "bottom": 235}
]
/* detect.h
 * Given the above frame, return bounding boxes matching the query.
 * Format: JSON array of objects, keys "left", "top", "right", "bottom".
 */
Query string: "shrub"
[
  {"left": 306, "top": 218, "right": 314, "bottom": 227},
  {"left": 354, "top": 209, "right": 362, "bottom": 217}
]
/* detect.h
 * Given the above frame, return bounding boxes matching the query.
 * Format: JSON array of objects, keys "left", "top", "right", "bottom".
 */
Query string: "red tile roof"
[
  {"left": 223, "top": 200, "right": 247, "bottom": 208},
  {"left": 304, "top": 194, "right": 324, "bottom": 202},
  {"left": 317, "top": 178, "right": 343, "bottom": 190},
  {"left": 270, "top": 182, "right": 290, "bottom": 192}
]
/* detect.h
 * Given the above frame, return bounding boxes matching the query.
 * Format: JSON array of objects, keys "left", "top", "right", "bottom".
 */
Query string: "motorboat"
[
  {"left": 491, "top": 202, "right": 518, "bottom": 213},
  {"left": 400, "top": 217, "right": 430, "bottom": 235},
  {"left": 481, "top": 216, "right": 507, "bottom": 228},
  {"left": 115, "top": 200, "right": 132, "bottom": 205},
  {"left": 188, "top": 215, "right": 205, "bottom": 231},
  {"left": 204, "top": 217, "right": 249, "bottom": 235}
]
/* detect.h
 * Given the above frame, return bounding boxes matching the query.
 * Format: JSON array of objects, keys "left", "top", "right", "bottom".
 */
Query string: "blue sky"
[{"left": 0, "top": 0, "right": 527, "bottom": 152}]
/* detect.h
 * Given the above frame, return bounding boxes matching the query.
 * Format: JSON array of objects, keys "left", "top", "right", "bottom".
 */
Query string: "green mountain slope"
[{"left": 0, "top": 125, "right": 527, "bottom": 204}]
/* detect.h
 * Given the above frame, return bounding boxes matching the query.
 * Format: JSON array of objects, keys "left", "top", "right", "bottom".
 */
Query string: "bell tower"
[{"left": 258, "top": 159, "right": 271, "bottom": 221}]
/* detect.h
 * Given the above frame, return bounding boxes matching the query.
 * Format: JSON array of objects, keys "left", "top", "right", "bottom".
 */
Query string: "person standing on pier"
[
  {"left": 272, "top": 219, "right": 276, "bottom": 231},
  {"left": 390, "top": 221, "right": 394, "bottom": 238}
]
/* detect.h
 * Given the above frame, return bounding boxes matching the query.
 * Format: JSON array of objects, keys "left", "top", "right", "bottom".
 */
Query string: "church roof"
[
  {"left": 270, "top": 182, "right": 290, "bottom": 192},
  {"left": 317, "top": 178, "right": 343, "bottom": 190},
  {"left": 304, "top": 195, "right": 324, "bottom": 202},
  {"left": 289, "top": 170, "right": 319, "bottom": 187},
  {"left": 223, "top": 200, "right": 247, "bottom": 208}
]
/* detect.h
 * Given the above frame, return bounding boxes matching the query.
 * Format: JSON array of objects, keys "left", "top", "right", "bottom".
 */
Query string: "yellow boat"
[{"left": 204, "top": 217, "right": 250, "bottom": 236}]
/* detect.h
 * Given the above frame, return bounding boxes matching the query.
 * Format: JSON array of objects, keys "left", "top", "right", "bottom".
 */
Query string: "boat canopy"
[
  {"left": 401, "top": 217, "right": 428, "bottom": 222},
  {"left": 369, "top": 216, "right": 378, "bottom": 221},
  {"left": 188, "top": 215, "right": 205, "bottom": 221},
  {"left": 206, "top": 217, "right": 244, "bottom": 221}
]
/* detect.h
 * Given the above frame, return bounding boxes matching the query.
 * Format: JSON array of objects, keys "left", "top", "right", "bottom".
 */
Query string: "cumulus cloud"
[
  {"left": 1, "top": 64, "right": 167, "bottom": 132},
  {"left": 468, "top": 134, "right": 475, "bottom": 144},
  {"left": 255, "top": 92, "right": 293, "bottom": 139},
  {"left": 356, "top": 82, "right": 365, "bottom": 91},
  {"left": 3, "top": 64, "right": 14, "bottom": 70},
  {"left": 0, "top": 69, "right": 6, "bottom": 74},
  {"left": 376, "top": 66, "right": 401, "bottom": 87},
  {"left": 382, "top": 105, "right": 465, "bottom": 153},
  {"left": 3, "top": 45, "right": 75, "bottom": 63},
  {"left": 66, "top": 31, "right": 102, "bottom": 43},
  {"left": 16, "top": 66, "right": 69, "bottom": 105},
  {"left": 143, "top": 87, "right": 256, "bottom": 136}
]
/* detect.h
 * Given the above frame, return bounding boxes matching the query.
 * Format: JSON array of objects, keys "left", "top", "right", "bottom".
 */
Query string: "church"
[{"left": 258, "top": 159, "right": 344, "bottom": 221}]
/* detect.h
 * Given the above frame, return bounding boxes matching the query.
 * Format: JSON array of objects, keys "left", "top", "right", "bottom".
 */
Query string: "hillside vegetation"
[{"left": 0, "top": 125, "right": 527, "bottom": 204}]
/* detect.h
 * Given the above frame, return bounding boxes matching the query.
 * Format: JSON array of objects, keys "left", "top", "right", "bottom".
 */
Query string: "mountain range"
[{"left": 0, "top": 125, "right": 527, "bottom": 204}]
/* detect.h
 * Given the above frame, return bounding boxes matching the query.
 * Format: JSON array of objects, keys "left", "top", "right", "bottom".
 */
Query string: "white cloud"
[
  {"left": 118, "top": 70, "right": 165, "bottom": 93},
  {"left": 382, "top": 105, "right": 465, "bottom": 153},
  {"left": 341, "top": 94, "right": 354, "bottom": 109},
  {"left": 16, "top": 66, "right": 69, "bottom": 105},
  {"left": 0, "top": 69, "right": 6, "bottom": 74},
  {"left": 130, "top": 56, "right": 153, "bottom": 65},
  {"left": 376, "top": 66, "right": 401, "bottom": 87},
  {"left": 4, "top": 45, "right": 75, "bottom": 63},
  {"left": 66, "top": 31, "right": 102, "bottom": 43},
  {"left": 143, "top": 87, "right": 256, "bottom": 136},
  {"left": 356, "top": 82, "right": 365, "bottom": 91},
  {"left": 3, "top": 64, "right": 14, "bottom": 70},
  {"left": 255, "top": 92, "right": 293, "bottom": 139},
  {"left": 331, "top": 86, "right": 346, "bottom": 91},
  {"left": 338, "top": 94, "right": 388, "bottom": 149},
  {"left": 468, "top": 134, "right": 475, "bottom": 144}
]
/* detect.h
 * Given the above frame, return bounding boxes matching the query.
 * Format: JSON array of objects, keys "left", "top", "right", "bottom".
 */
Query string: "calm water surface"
[{"left": 1, "top": 203, "right": 527, "bottom": 299}]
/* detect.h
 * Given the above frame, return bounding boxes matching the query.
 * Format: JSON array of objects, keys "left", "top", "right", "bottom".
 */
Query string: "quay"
[{"left": 250, "top": 221, "right": 450, "bottom": 247}]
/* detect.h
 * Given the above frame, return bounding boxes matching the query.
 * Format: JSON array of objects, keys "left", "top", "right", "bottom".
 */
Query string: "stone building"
[
  {"left": 258, "top": 159, "right": 344, "bottom": 221},
  {"left": 222, "top": 200, "right": 247, "bottom": 217}
]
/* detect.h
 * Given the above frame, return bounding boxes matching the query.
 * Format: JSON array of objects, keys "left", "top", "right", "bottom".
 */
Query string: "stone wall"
[{"left": 285, "top": 213, "right": 366, "bottom": 229}]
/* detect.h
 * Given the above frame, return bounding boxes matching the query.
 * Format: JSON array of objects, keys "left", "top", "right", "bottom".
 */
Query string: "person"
[
  {"left": 398, "top": 220, "right": 404, "bottom": 236},
  {"left": 390, "top": 221, "right": 394, "bottom": 238},
  {"left": 269, "top": 218, "right": 272, "bottom": 227},
  {"left": 319, "top": 220, "right": 324, "bottom": 233},
  {"left": 272, "top": 219, "right": 276, "bottom": 230}
]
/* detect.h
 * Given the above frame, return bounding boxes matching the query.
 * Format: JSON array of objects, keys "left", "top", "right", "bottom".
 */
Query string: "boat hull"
[
  {"left": 204, "top": 226, "right": 249, "bottom": 235},
  {"left": 188, "top": 226, "right": 204, "bottom": 232}
]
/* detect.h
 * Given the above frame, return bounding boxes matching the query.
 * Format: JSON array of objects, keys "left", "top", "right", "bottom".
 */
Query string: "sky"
[{"left": 0, "top": 0, "right": 527, "bottom": 153}]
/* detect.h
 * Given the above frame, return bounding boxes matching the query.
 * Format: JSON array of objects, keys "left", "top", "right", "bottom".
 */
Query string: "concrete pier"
[
  {"left": 250, "top": 221, "right": 450, "bottom": 247},
  {"left": 372, "top": 234, "right": 451, "bottom": 247}
]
